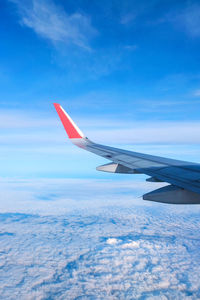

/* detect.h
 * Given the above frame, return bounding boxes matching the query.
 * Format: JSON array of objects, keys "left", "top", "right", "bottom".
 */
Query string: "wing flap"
[
  {"left": 143, "top": 185, "right": 200, "bottom": 204},
  {"left": 96, "top": 163, "right": 139, "bottom": 174}
]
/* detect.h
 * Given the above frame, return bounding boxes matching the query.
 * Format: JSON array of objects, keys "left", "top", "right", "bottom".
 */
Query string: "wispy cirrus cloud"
[
  {"left": 147, "top": 2, "right": 200, "bottom": 39},
  {"left": 9, "top": 0, "right": 97, "bottom": 50},
  {"left": 193, "top": 89, "right": 200, "bottom": 97},
  {"left": 154, "top": 2, "right": 200, "bottom": 38},
  {"left": 120, "top": 11, "right": 137, "bottom": 25},
  {"left": 174, "top": 3, "right": 200, "bottom": 37},
  {"left": 124, "top": 44, "right": 138, "bottom": 51}
]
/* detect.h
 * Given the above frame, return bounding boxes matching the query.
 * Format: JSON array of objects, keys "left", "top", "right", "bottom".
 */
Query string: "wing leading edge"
[{"left": 53, "top": 103, "right": 200, "bottom": 204}]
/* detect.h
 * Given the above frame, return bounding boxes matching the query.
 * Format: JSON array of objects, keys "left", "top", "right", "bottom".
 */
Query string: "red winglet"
[{"left": 54, "top": 103, "right": 84, "bottom": 139}]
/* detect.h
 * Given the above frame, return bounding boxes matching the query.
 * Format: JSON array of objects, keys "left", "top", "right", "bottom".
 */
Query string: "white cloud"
[
  {"left": 91, "top": 122, "right": 200, "bottom": 144},
  {"left": 121, "top": 241, "right": 140, "bottom": 248},
  {"left": 177, "top": 4, "right": 200, "bottom": 37},
  {"left": 0, "top": 178, "right": 157, "bottom": 215},
  {"left": 164, "top": 3, "right": 200, "bottom": 38},
  {"left": 1, "top": 205, "right": 200, "bottom": 299},
  {"left": 10, "top": 0, "right": 97, "bottom": 50},
  {"left": 1, "top": 108, "right": 200, "bottom": 179},
  {"left": 120, "top": 12, "right": 137, "bottom": 25},
  {"left": 124, "top": 44, "right": 138, "bottom": 51},
  {"left": 106, "top": 238, "right": 119, "bottom": 245},
  {"left": 1, "top": 109, "right": 200, "bottom": 178},
  {"left": 2, "top": 109, "right": 200, "bottom": 145},
  {"left": 0, "top": 110, "right": 56, "bottom": 129},
  {"left": 193, "top": 89, "right": 200, "bottom": 97},
  {"left": 150, "top": 4, "right": 200, "bottom": 39}
]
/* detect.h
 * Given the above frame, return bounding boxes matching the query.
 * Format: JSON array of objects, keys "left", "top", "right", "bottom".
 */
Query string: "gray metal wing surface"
[{"left": 54, "top": 103, "right": 200, "bottom": 204}]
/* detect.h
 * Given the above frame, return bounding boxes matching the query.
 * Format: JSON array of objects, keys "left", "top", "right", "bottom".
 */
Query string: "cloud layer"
[
  {"left": 1, "top": 177, "right": 200, "bottom": 299},
  {"left": 1, "top": 204, "right": 200, "bottom": 299}
]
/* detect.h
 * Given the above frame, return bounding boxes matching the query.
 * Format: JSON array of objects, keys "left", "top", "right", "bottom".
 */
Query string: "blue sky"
[
  {"left": 2, "top": 3, "right": 200, "bottom": 297},
  {"left": 1, "top": 0, "right": 200, "bottom": 178}
]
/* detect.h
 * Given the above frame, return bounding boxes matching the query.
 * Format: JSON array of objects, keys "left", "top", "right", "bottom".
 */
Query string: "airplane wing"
[{"left": 54, "top": 103, "right": 200, "bottom": 204}]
